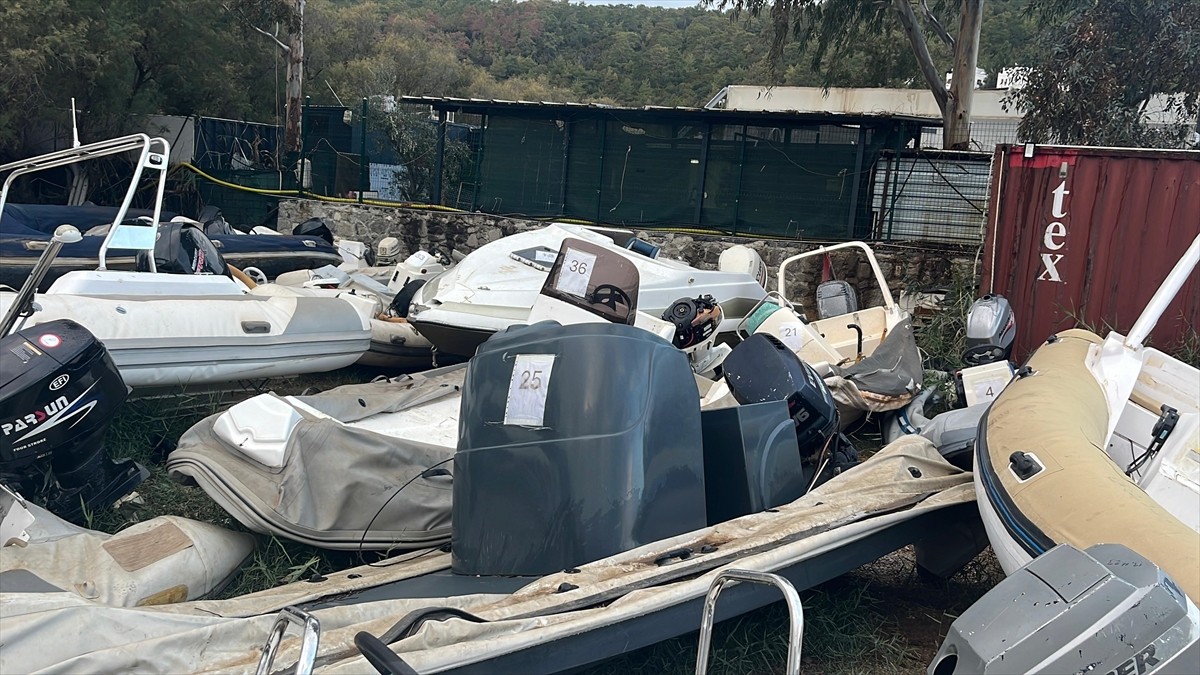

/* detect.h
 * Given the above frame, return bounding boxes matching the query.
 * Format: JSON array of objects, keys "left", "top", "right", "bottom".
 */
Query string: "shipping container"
[{"left": 982, "top": 144, "right": 1200, "bottom": 361}]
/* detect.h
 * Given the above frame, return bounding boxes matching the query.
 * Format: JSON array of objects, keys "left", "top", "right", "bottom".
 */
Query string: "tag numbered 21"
[{"left": 504, "top": 354, "right": 556, "bottom": 426}]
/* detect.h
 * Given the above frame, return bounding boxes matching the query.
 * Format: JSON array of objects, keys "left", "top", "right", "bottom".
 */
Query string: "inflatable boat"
[
  {"left": 0, "top": 135, "right": 372, "bottom": 389},
  {"left": 0, "top": 204, "right": 342, "bottom": 291},
  {"left": 0, "top": 309, "right": 978, "bottom": 674},
  {"left": 273, "top": 250, "right": 455, "bottom": 370},
  {"left": 408, "top": 222, "right": 769, "bottom": 358},
  {"left": 739, "top": 241, "right": 922, "bottom": 426},
  {"left": 975, "top": 234, "right": 1200, "bottom": 603}
]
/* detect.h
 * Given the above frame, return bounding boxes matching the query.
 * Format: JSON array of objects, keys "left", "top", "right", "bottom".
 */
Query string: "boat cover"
[
  {"left": 0, "top": 204, "right": 340, "bottom": 289},
  {"left": 166, "top": 373, "right": 462, "bottom": 550},
  {"left": 826, "top": 319, "right": 923, "bottom": 416},
  {"left": 0, "top": 435, "right": 974, "bottom": 674},
  {"left": 0, "top": 504, "right": 254, "bottom": 607}
]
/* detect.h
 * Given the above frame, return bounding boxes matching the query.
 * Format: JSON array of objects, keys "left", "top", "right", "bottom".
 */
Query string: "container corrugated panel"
[
  {"left": 982, "top": 144, "right": 1200, "bottom": 361},
  {"left": 871, "top": 152, "right": 991, "bottom": 244}
]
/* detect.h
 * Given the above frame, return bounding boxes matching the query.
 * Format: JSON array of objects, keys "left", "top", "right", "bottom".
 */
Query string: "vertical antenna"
[{"left": 70, "top": 98, "right": 80, "bottom": 148}]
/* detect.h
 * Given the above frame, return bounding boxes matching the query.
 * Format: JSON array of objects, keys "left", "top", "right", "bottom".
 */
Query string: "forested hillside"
[{"left": 1, "top": 0, "right": 1043, "bottom": 160}]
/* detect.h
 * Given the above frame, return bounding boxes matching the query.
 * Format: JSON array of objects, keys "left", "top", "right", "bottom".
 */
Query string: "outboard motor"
[
  {"left": 0, "top": 321, "right": 146, "bottom": 521},
  {"left": 663, "top": 294, "right": 728, "bottom": 377},
  {"left": 962, "top": 294, "right": 1015, "bottom": 366},
  {"left": 291, "top": 217, "right": 335, "bottom": 246},
  {"left": 718, "top": 245, "right": 768, "bottom": 289},
  {"left": 721, "top": 333, "right": 857, "bottom": 474},
  {"left": 930, "top": 543, "right": 1199, "bottom": 675},
  {"left": 136, "top": 221, "right": 230, "bottom": 277},
  {"left": 662, "top": 294, "right": 722, "bottom": 350},
  {"left": 452, "top": 321, "right": 706, "bottom": 576},
  {"left": 375, "top": 236, "right": 402, "bottom": 267},
  {"left": 0, "top": 226, "right": 146, "bottom": 522}
]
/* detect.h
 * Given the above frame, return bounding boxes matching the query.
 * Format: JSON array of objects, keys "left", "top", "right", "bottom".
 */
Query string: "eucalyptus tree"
[
  {"left": 705, "top": 0, "right": 986, "bottom": 149},
  {"left": 1007, "top": 0, "right": 1200, "bottom": 147}
]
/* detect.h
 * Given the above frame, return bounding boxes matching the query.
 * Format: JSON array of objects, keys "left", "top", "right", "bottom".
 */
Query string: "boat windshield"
[{"left": 539, "top": 238, "right": 639, "bottom": 325}]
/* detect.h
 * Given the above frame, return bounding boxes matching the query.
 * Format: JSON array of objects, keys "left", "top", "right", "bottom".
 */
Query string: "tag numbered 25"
[
  {"left": 504, "top": 354, "right": 556, "bottom": 426},
  {"left": 555, "top": 247, "right": 596, "bottom": 298}
]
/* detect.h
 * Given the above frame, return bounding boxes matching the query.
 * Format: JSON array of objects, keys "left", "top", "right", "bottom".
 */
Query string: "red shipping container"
[{"left": 982, "top": 144, "right": 1200, "bottom": 361}]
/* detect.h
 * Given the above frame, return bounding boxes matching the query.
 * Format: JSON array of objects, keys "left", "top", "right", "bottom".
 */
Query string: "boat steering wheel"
[{"left": 589, "top": 284, "right": 632, "bottom": 311}]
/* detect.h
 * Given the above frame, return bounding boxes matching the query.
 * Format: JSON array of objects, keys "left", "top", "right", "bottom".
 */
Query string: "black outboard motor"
[
  {"left": 292, "top": 217, "right": 336, "bottom": 246},
  {"left": 1, "top": 224, "right": 146, "bottom": 521},
  {"left": 722, "top": 334, "right": 857, "bottom": 474},
  {"left": 963, "top": 294, "right": 1015, "bottom": 366},
  {"left": 0, "top": 320, "right": 146, "bottom": 521},
  {"left": 661, "top": 294, "right": 722, "bottom": 349},
  {"left": 136, "top": 220, "right": 230, "bottom": 277}
]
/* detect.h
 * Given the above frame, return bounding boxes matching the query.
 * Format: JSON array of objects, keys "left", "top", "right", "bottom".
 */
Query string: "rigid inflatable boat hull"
[
  {"left": 976, "top": 329, "right": 1200, "bottom": 601},
  {"left": 0, "top": 291, "right": 371, "bottom": 388}
]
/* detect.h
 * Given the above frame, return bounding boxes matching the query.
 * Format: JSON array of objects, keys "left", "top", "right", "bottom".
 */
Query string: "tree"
[
  {"left": 224, "top": 0, "right": 305, "bottom": 152},
  {"left": 1007, "top": 0, "right": 1200, "bottom": 147},
  {"left": 707, "top": 0, "right": 986, "bottom": 150}
]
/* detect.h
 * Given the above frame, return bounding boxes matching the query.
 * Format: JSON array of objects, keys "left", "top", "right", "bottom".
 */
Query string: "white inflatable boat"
[
  {"left": 738, "top": 241, "right": 922, "bottom": 425},
  {"left": 0, "top": 135, "right": 372, "bottom": 389},
  {"left": 273, "top": 249, "right": 454, "bottom": 370},
  {"left": 408, "top": 223, "right": 768, "bottom": 358}
]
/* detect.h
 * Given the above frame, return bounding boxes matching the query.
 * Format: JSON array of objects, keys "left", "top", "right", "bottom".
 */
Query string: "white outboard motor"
[
  {"left": 963, "top": 294, "right": 1015, "bottom": 366},
  {"left": 386, "top": 250, "right": 448, "bottom": 294},
  {"left": 661, "top": 295, "right": 729, "bottom": 377},
  {"left": 375, "top": 237, "right": 402, "bottom": 267},
  {"left": 718, "top": 245, "right": 768, "bottom": 289}
]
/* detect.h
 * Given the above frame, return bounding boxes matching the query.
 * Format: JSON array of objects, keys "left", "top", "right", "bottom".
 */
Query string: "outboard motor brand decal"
[
  {"left": 49, "top": 374, "right": 70, "bottom": 390},
  {"left": 1, "top": 382, "right": 100, "bottom": 444},
  {"left": 2, "top": 396, "right": 69, "bottom": 435}
]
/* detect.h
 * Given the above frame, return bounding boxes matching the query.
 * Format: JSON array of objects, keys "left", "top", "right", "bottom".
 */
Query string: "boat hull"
[
  {"left": 0, "top": 291, "right": 370, "bottom": 388},
  {"left": 975, "top": 329, "right": 1200, "bottom": 601}
]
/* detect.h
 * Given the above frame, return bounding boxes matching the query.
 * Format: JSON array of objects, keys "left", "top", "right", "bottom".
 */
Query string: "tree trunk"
[
  {"left": 284, "top": 0, "right": 305, "bottom": 153},
  {"left": 945, "top": 0, "right": 984, "bottom": 150},
  {"left": 891, "top": 0, "right": 947, "bottom": 114}
]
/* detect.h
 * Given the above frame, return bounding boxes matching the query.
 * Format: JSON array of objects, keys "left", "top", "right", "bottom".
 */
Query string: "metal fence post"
[
  {"left": 359, "top": 98, "right": 368, "bottom": 203},
  {"left": 432, "top": 109, "right": 446, "bottom": 205},
  {"left": 298, "top": 96, "right": 310, "bottom": 199}
]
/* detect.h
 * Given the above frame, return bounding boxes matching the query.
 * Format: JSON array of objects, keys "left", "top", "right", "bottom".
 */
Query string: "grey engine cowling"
[
  {"left": 930, "top": 543, "right": 1199, "bottom": 675},
  {"left": 962, "top": 294, "right": 1015, "bottom": 366}
]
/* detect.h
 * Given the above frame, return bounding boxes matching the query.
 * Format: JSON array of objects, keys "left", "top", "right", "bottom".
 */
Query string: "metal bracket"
[
  {"left": 695, "top": 569, "right": 804, "bottom": 675},
  {"left": 256, "top": 606, "right": 321, "bottom": 675}
]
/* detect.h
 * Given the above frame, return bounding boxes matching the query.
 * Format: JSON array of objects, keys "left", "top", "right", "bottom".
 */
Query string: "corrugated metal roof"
[{"left": 399, "top": 96, "right": 943, "bottom": 127}]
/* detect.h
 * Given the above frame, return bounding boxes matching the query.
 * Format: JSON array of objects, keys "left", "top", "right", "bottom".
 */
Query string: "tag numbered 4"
[
  {"left": 555, "top": 247, "right": 596, "bottom": 298},
  {"left": 504, "top": 354, "right": 556, "bottom": 426}
]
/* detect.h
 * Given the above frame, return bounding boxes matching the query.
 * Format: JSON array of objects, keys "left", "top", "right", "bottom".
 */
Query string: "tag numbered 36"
[
  {"left": 555, "top": 247, "right": 596, "bottom": 298},
  {"left": 504, "top": 354, "right": 556, "bottom": 426}
]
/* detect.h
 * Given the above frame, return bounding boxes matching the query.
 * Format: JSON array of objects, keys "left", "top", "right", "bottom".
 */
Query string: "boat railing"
[
  {"left": 255, "top": 606, "right": 321, "bottom": 675},
  {"left": 695, "top": 569, "right": 804, "bottom": 675},
  {"left": 775, "top": 241, "right": 896, "bottom": 313},
  {"left": 1125, "top": 234, "right": 1200, "bottom": 351},
  {"left": 0, "top": 133, "right": 171, "bottom": 273}
]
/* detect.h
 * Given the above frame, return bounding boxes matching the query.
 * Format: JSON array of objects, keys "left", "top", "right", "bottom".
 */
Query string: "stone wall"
[{"left": 279, "top": 200, "right": 976, "bottom": 310}]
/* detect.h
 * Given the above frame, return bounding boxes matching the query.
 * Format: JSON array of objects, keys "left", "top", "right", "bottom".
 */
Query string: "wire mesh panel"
[
  {"left": 598, "top": 119, "right": 703, "bottom": 227},
  {"left": 476, "top": 117, "right": 565, "bottom": 217},
  {"left": 870, "top": 150, "right": 991, "bottom": 245}
]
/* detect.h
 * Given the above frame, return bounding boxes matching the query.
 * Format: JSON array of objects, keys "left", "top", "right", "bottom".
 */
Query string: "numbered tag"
[
  {"left": 555, "top": 247, "right": 596, "bottom": 298},
  {"left": 534, "top": 249, "right": 557, "bottom": 263},
  {"left": 406, "top": 250, "right": 432, "bottom": 266},
  {"left": 504, "top": 354, "right": 556, "bottom": 426},
  {"left": 971, "top": 376, "right": 1009, "bottom": 405},
  {"left": 776, "top": 322, "right": 806, "bottom": 351}
]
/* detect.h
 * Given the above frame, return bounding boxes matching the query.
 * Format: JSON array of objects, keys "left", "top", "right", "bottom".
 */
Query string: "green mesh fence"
[{"left": 455, "top": 111, "right": 917, "bottom": 239}]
